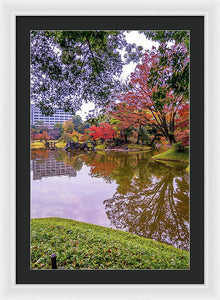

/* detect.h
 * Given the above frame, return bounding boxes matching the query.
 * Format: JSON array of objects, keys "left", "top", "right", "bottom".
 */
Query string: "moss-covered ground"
[
  {"left": 152, "top": 147, "right": 189, "bottom": 163},
  {"left": 31, "top": 218, "right": 189, "bottom": 270}
]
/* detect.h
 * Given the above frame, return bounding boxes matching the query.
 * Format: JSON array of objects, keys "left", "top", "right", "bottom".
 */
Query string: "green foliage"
[
  {"left": 31, "top": 218, "right": 189, "bottom": 270},
  {"left": 31, "top": 30, "right": 144, "bottom": 115},
  {"left": 87, "top": 114, "right": 108, "bottom": 126},
  {"left": 72, "top": 115, "right": 83, "bottom": 131},
  {"left": 124, "top": 127, "right": 135, "bottom": 139},
  {"left": 109, "top": 117, "right": 120, "bottom": 125},
  {"left": 63, "top": 119, "right": 75, "bottom": 133},
  {"left": 58, "top": 132, "right": 73, "bottom": 143},
  {"left": 71, "top": 136, "right": 78, "bottom": 142},
  {"left": 95, "top": 144, "right": 107, "bottom": 150},
  {"left": 173, "top": 142, "right": 185, "bottom": 152},
  {"left": 85, "top": 141, "right": 94, "bottom": 149},
  {"left": 137, "top": 127, "right": 150, "bottom": 145},
  {"left": 53, "top": 123, "right": 64, "bottom": 134},
  {"left": 78, "top": 121, "right": 90, "bottom": 134},
  {"left": 141, "top": 30, "right": 189, "bottom": 46}
]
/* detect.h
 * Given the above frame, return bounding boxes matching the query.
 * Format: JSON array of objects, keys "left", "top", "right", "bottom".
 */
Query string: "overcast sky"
[{"left": 76, "top": 31, "right": 158, "bottom": 121}]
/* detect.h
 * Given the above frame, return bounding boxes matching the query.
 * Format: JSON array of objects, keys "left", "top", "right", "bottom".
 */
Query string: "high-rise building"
[{"left": 31, "top": 104, "right": 74, "bottom": 128}]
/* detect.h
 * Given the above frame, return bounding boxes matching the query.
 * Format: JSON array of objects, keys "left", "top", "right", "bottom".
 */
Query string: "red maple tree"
[
  {"left": 109, "top": 43, "right": 189, "bottom": 145},
  {"left": 88, "top": 123, "right": 116, "bottom": 141},
  {"left": 31, "top": 131, "right": 50, "bottom": 141}
]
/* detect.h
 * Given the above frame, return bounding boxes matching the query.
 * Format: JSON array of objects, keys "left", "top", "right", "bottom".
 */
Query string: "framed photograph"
[
  {"left": 3, "top": 0, "right": 220, "bottom": 296},
  {"left": 15, "top": 15, "right": 204, "bottom": 285}
]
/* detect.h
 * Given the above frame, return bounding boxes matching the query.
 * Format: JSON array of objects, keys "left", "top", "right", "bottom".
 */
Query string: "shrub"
[
  {"left": 95, "top": 144, "right": 106, "bottom": 150},
  {"left": 58, "top": 132, "right": 73, "bottom": 143},
  {"left": 173, "top": 142, "right": 185, "bottom": 152}
]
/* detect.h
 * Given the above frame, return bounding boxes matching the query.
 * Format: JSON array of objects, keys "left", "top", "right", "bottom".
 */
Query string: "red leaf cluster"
[
  {"left": 88, "top": 123, "right": 116, "bottom": 141},
  {"left": 31, "top": 131, "right": 50, "bottom": 141},
  {"left": 175, "top": 104, "right": 189, "bottom": 146}
]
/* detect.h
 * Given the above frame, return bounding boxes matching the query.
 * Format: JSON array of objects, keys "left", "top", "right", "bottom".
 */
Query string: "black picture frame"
[{"left": 16, "top": 16, "right": 204, "bottom": 284}]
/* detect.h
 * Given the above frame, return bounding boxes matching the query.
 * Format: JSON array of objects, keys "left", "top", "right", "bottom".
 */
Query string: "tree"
[
  {"left": 63, "top": 119, "right": 75, "bottom": 133},
  {"left": 54, "top": 123, "right": 64, "bottom": 135},
  {"left": 33, "top": 121, "right": 50, "bottom": 133},
  {"left": 88, "top": 123, "right": 116, "bottom": 141},
  {"left": 31, "top": 30, "right": 143, "bottom": 115},
  {"left": 49, "top": 123, "right": 64, "bottom": 139},
  {"left": 32, "top": 131, "right": 50, "bottom": 141},
  {"left": 58, "top": 132, "right": 72, "bottom": 143},
  {"left": 87, "top": 114, "right": 108, "bottom": 126},
  {"left": 31, "top": 125, "right": 40, "bottom": 139},
  {"left": 31, "top": 133, "right": 42, "bottom": 141},
  {"left": 41, "top": 131, "right": 50, "bottom": 141},
  {"left": 70, "top": 129, "right": 81, "bottom": 141},
  {"left": 114, "top": 43, "right": 189, "bottom": 144},
  {"left": 109, "top": 102, "right": 149, "bottom": 143},
  {"left": 72, "top": 115, "right": 83, "bottom": 132},
  {"left": 141, "top": 30, "right": 189, "bottom": 48},
  {"left": 137, "top": 126, "right": 150, "bottom": 145},
  {"left": 77, "top": 121, "right": 90, "bottom": 134}
]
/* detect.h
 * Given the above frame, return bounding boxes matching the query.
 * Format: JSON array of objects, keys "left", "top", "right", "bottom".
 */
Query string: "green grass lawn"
[
  {"left": 31, "top": 141, "right": 45, "bottom": 149},
  {"left": 31, "top": 218, "right": 189, "bottom": 270},
  {"left": 56, "top": 141, "right": 66, "bottom": 148},
  {"left": 152, "top": 147, "right": 189, "bottom": 163}
]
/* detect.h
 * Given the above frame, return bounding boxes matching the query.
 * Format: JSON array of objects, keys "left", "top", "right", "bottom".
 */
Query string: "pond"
[{"left": 31, "top": 149, "right": 189, "bottom": 251}]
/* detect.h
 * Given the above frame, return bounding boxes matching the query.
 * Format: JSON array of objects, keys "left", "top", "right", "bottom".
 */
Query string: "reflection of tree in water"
[
  {"left": 83, "top": 152, "right": 152, "bottom": 189},
  {"left": 54, "top": 150, "right": 84, "bottom": 171},
  {"left": 71, "top": 150, "right": 189, "bottom": 251},
  {"left": 83, "top": 153, "right": 116, "bottom": 184},
  {"left": 31, "top": 149, "right": 49, "bottom": 162},
  {"left": 104, "top": 162, "right": 189, "bottom": 251}
]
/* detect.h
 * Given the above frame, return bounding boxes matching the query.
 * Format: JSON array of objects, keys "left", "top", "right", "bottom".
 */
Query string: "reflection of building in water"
[{"left": 32, "top": 157, "right": 77, "bottom": 180}]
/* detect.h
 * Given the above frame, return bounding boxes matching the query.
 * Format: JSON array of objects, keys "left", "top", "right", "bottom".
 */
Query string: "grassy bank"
[
  {"left": 31, "top": 218, "right": 189, "bottom": 270},
  {"left": 56, "top": 141, "right": 66, "bottom": 148},
  {"left": 95, "top": 143, "right": 152, "bottom": 152},
  {"left": 152, "top": 147, "right": 189, "bottom": 163},
  {"left": 31, "top": 140, "right": 66, "bottom": 149},
  {"left": 31, "top": 141, "right": 45, "bottom": 149},
  {"left": 126, "top": 144, "right": 151, "bottom": 150},
  {"left": 31, "top": 140, "right": 152, "bottom": 152}
]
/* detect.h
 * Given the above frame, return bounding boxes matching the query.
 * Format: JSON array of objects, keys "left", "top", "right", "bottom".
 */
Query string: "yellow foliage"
[{"left": 70, "top": 129, "right": 81, "bottom": 141}]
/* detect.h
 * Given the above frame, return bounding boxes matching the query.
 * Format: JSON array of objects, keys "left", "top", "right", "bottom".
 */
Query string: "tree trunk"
[
  {"left": 136, "top": 125, "right": 142, "bottom": 144},
  {"left": 168, "top": 133, "right": 176, "bottom": 145}
]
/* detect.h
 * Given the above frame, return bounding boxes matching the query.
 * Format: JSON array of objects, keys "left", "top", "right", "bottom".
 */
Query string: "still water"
[{"left": 31, "top": 149, "right": 189, "bottom": 251}]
